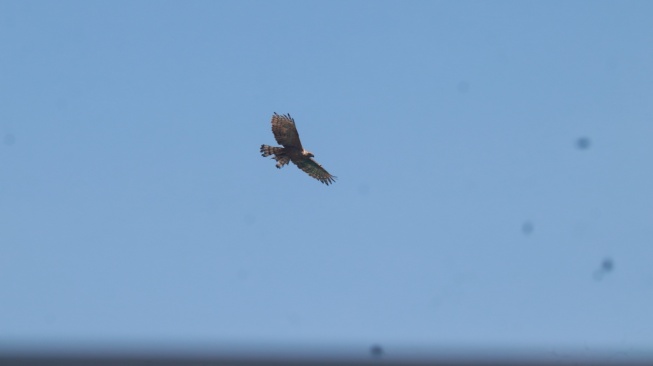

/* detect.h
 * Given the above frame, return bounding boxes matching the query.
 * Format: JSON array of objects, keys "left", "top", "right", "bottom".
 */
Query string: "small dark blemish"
[
  {"left": 601, "top": 258, "right": 614, "bottom": 272},
  {"left": 370, "top": 344, "right": 383, "bottom": 357},
  {"left": 575, "top": 137, "right": 591, "bottom": 150},
  {"left": 593, "top": 257, "right": 615, "bottom": 281}
]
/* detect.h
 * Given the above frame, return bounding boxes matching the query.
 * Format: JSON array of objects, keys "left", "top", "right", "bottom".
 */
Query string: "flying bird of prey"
[{"left": 260, "top": 113, "right": 336, "bottom": 185}]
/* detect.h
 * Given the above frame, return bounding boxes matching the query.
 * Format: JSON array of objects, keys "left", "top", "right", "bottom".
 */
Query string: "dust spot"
[
  {"left": 575, "top": 137, "right": 591, "bottom": 150},
  {"left": 370, "top": 344, "right": 383, "bottom": 357},
  {"left": 594, "top": 257, "right": 614, "bottom": 280}
]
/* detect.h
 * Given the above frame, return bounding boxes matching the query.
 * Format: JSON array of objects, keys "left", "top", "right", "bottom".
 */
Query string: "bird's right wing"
[
  {"left": 295, "top": 157, "right": 337, "bottom": 185},
  {"left": 271, "top": 113, "right": 303, "bottom": 149}
]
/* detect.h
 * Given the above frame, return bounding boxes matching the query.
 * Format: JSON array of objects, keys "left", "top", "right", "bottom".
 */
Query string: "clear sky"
[{"left": 1, "top": 0, "right": 652, "bottom": 361}]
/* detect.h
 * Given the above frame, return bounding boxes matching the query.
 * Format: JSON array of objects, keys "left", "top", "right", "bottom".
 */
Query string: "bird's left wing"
[{"left": 295, "top": 157, "right": 336, "bottom": 185}]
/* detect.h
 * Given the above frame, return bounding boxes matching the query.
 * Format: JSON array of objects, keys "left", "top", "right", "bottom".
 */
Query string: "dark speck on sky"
[
  {"left": 594, "top": 257, "right": 615, "bottom": 280},
  {"left": 576, "top": 137, "right": 591, "bottom": 150},
  {"left": 370, "top": 344, "right": 383, "bottom": 357},
  {"left": 601, "top": 258, "right": 614, "bottom": 272}
]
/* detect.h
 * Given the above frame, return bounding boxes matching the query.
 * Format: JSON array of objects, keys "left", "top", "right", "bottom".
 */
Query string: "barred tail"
[
  {"left": 260, "top": 145, "right": 290, "bottom": 168},
  {"left": 260, "top": 144, "right": 284, "bottom": 157}
]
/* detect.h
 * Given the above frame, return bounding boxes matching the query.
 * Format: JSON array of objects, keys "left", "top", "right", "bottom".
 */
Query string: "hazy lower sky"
[{"left": 1, "top": 0, "right": 652, "bottom": 361}]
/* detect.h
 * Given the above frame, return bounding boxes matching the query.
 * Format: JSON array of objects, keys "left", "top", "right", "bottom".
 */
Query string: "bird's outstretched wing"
[
  {"left": 271, "top": 113, "right": 303, "bottom": 149},
  {"left": 294, "top": 157, "right": 337, "bottom": 185}
]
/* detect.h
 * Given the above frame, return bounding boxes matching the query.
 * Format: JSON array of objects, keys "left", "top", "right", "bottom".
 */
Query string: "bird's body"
[{"left": 260, "top": 113, "right": 336, "bottom": 185}]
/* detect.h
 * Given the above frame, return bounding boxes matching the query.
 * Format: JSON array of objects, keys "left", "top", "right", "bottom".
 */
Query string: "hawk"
[{"left": 260, "top": 113, "right": 336, "bottom": 185}]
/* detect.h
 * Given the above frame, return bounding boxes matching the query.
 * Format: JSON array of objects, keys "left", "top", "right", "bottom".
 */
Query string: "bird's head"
[{"left": 302, "top": 150, "right": 314, "bottom": 158}]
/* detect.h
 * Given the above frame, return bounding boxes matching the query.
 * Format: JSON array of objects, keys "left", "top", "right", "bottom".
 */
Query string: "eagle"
[{"left": 260, "top": 113, "right": 336, "bottom": 185}]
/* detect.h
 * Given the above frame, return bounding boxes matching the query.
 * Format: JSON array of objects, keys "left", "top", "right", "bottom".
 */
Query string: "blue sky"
[{"left": 1, "top": 0, "right": 652, "bottom": 361}]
